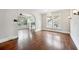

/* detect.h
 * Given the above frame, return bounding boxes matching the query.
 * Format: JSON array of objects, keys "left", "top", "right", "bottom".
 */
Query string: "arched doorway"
[{"left": 14, "top": 13, "right": 36, "bottom": 49}]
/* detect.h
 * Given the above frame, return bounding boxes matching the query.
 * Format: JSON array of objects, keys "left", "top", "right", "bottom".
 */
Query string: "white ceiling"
[
  {"left": 24, "top": 9, "right": 59, "bottom": 13},
  {"left": 4, "top": 9, "right": 60, "bottom": 14}
]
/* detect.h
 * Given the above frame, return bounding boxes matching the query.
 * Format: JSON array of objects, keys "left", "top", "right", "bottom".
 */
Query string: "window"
[{"left": 15, "top": 13, "right": 36, "bottom": 30}]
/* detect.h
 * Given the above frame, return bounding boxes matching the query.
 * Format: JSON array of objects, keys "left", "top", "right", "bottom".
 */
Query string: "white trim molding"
[{"left": 0, "top": 35, "right": 17, "bottom": 43}]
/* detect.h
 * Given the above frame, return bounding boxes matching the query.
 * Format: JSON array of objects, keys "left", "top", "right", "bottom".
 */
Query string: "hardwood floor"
[{"left": 0, "top": 30, "right": 77, "bottom": 50}]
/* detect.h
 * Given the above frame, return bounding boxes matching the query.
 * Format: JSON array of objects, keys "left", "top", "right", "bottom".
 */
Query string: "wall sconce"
[
  {"left": 73, "top": 9, "right": 79, "bottom": 15},
  {"left": 14, "top": 13, "right": 23, "bottom": 22},
  {"left": 14, "top": 19, "right": 18, "bottom": 22},
  {"left": 73, "top": 9, "right": 78, "bottom": 15},
  {"left": 19, "top": 13, "right": 23, "bottom": 15}
]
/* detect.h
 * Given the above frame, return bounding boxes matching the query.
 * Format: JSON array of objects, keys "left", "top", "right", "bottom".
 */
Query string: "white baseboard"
[
  {"left": 0, "top": 35, "right": 17, "bottom": 43},
  {"left": 42, "top": 29, "right": 70, "bottom": 34},
  {"left": 35, "top": 29, "right": 42, "bottom": 32},
  {"left": 70, "top": 34, "right": 78, "bottom": 50}
]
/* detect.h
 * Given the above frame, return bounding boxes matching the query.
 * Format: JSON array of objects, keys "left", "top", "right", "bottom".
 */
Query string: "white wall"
[
  {"left": 0, "top": 10, "right": 7, "bottom": 37},
  {"left": 34, "top": 13, "right": 42, "bottom": 32},
  {"left": 70, "top": 15, "right": 79, "bottom": 49},
  {"left": 0, "top": 10, "right": 18, "bottom": 42},
  {"left": 42, "top": 9, "right": 71, "bottom": 33},
  {"left": 0, "top": 9, "right": 42, "bottom": 42}
]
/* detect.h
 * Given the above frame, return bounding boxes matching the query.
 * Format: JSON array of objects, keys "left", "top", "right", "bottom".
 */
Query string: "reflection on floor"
[{"left": 0, "top": 29, "right": 77, "bottom": 50}]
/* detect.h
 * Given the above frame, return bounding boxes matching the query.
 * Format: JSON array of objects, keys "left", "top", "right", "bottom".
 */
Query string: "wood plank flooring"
[{"left": 0, "top": 30, "right": 77, "bottom": 50}]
